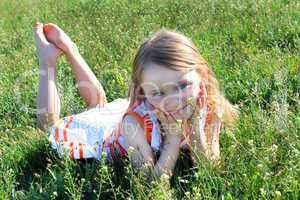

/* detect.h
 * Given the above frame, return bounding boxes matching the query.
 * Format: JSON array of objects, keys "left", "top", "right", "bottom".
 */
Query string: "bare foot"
[
  {"left": 43, "top": 23, "right": 76, "bottom": 55},
  {"left": 33, "top": 22, "right": 62, "bottom": 66}
]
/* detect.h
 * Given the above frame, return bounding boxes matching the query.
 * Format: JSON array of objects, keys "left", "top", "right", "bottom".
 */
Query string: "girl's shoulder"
[
  {"left": 123, "top": 99, "right": 159, "bottom": 121},
  {"left": 121, "top": 99, "right": 162, "bottom": 151}
]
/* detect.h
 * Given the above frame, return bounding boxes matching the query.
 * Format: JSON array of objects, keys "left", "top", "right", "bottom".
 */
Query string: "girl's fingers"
[
  {"left": 165, "top": 112, "right": 174, "bottom": 121},
  {"left": 153, "top": 109, "right": 167, "bottom": 123},
  {"left": 155, "top": 109, "right": 181, "bottom": 125},
  {"left": 153, "top": 108, "right": 184, "bottom": 136}
]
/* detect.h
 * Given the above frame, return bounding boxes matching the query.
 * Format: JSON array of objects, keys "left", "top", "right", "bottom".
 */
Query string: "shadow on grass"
[
  {"left": 76, "top": 148, "right": 198, "bottom": 199},
  {"left": 171, "top": 148, "right": 198, "bottom": 198},
  {"left": 14, "top": 141, "right": 197, "bottom": 199},
  {"left": 15, "top": 144, "right": 50, "bottom": 190}
]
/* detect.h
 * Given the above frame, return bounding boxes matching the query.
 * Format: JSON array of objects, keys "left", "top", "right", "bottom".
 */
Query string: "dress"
[
  {"left": 48, "top": 98, "right": 160, "bottom": 162},
  {"left": 48, "top": 97, "right": 219, "bottom": 163}
]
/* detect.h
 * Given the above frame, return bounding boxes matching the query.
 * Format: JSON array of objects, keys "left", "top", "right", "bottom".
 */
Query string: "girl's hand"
[
  {"left": 121, "top": 114, "right": 155, "bottom": 170},
  {"left": 151, "top": 132, "right": 181, "bottom": 180},
  {"left": 153, "top": 108, "right": 183, "bottom": 136}
]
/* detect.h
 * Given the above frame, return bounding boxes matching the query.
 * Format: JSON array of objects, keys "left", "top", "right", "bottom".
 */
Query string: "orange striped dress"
[
  {"left": 48, "top": 96, "right": 220, "bottom": 163},
  {"left": 48, "top": 98, "right": 163, "bottom": 162}
]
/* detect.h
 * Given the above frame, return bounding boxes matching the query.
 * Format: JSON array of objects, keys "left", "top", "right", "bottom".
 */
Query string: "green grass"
[{"left": 0, "top": 0, "right": 299, "bottom": 199}]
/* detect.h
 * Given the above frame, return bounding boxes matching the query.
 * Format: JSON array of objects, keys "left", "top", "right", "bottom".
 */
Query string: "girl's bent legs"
[
  {"left": 43, "top": 23, "right": 107, "bottom": 108},
  {"left": 66, "top": 49, "right": 107, "bottom": 107}
]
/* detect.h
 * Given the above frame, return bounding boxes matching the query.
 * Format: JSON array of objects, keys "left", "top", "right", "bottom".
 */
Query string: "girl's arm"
[
  {"left": 205, "top": 115, "right": 222, "bottom": 163},
  {"left": 152, "top": 133, "right": 181, "bottom": 178},
  {"left": 151, "top": 111, "right": 183, "bottom": 179},
  {"left": 122, "top": 111, "right": 182, "bottom": 180},
  {"left": 191, "top": 112, "right": 222, "bottom": 163},
  {"left": 122, "top": 115, "right": 155, "bottom": 171}
]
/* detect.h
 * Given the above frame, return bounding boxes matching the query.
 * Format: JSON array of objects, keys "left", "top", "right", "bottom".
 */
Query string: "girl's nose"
[{"left": 161, "top": 95, "right": 184, "bottom": 112}]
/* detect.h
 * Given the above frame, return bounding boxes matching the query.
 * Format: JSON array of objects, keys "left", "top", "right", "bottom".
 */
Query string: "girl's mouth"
[
  {"left": 167, "top": 97, "right": 195, "bottom": 114},
  {"left": 166, "top": 104, "right": 188, "bottom": 115}
]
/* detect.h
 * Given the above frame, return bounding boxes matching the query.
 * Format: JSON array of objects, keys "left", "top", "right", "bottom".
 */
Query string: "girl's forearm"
[
  {"left": 151, "top": 134, "right": 181, "bottom": 179},
  {"left": 65, "top": 46, "right": 107, "bottom": 107}
]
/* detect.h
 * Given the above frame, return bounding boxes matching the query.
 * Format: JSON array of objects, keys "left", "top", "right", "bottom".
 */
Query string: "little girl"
[{"left": 34, "top": 22, "right": 238, "bottom": 179}]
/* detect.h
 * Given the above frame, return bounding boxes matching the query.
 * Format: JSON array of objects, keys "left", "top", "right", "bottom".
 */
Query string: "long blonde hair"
[{"left": 128, "top": 28, "right": 239, "bottom": 128}]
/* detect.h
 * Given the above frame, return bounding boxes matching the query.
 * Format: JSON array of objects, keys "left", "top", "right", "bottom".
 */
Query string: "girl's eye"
[
  {"left": 152, "top": 91, "right": 165, "bottom": 97},
  {"left": 179, "top": 82, "right": 188, "bottom": 89}
]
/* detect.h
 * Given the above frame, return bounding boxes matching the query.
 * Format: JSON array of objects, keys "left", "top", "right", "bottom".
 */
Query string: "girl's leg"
[
  {"left": 34, "top": 23, "right": 62, "bottom": 130},
  {"left": 43, "top": 23, "right": 107, "bottom": 108}
]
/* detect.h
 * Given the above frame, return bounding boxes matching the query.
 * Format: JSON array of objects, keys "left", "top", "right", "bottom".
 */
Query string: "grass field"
[{"left": 0, "top": 0, "right": 299, "bottom": 199}]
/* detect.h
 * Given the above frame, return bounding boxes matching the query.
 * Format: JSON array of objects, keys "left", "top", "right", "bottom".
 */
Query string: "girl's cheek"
[
  {"left": 181, "top": 85, "right": 199, "bottom": 101},
  {"left": 147, "top": 98, "right": 161, "bottom": 109},
  {"left": 191, "top": 84, "right": 200, "bottom": 98}
]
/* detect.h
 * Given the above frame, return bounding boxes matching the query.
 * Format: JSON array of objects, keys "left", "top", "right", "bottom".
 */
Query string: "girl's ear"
[{"left": 196, "top": 80, "right": 207, "bottom": 108}]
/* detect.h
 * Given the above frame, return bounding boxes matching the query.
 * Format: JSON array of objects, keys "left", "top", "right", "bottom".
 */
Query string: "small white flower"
[
  {"left": 184, "top": 191, "right": 191, "bottom": 197},
  {"left": 161, "top": 173, "right": 170, "bottom": 180},
  {"left": 260, "top": 188, "right": 266, "bottom": 196},
  {"left": 248, "top": 140, "right": 254, "bottom": 146},
  {"left": 128, "top": 146, "right": 135, "bottom": 153},
  {"left": 257, "top": 164, "right": 263, "bottom": 168},
  {"left": 275, "top": 191, "right": 281, "bottom": 197},
  {"left": 270, "top": 144, "right": 278, "bottom": 152}
]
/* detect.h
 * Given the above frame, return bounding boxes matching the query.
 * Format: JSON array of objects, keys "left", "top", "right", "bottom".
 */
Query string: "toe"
[
  {"left": 44, "top": 23, "right": 61, "bottom": 33},
  {"left": 33, "top": 22, "right": 49, "bottom": 45},
  {"left": 43, "top": 23, "right": 66, "bottom": 49},
  {"left": 47, "top": 22, "right": 60, "bottom": 29},
  {"left": 43, "top": 24, "right": 51, "bottom": 34}
]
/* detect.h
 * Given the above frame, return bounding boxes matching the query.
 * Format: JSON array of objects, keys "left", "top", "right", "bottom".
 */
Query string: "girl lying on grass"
[{"left": 33, "top": 22, "right": 239, "bottom": 180}]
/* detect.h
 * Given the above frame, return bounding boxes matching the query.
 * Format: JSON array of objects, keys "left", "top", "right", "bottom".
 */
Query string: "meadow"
[{"left": 0, "top": 0, "right": 299, "bottom": 199}]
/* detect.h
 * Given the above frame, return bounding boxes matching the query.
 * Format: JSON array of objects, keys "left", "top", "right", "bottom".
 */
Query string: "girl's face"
[{"left": 141, "top": 63, "right": 202, "bottom": 120}]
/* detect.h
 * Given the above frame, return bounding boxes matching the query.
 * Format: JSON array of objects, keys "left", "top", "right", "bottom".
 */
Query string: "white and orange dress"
[
  {"left": 49, "top": 98, "right": 160, "bottom": 162},
  {"left": 48, "top": 97, "right": 220, "bottom": 163}
]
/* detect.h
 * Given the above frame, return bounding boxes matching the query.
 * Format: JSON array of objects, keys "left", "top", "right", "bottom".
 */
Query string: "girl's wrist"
[{"left": 161, "top": 123, "right": 182, "bottom": 136}]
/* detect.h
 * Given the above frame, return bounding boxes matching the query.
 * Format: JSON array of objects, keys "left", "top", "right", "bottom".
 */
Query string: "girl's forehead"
[{"left": 141, "top": 63, "right": 200, "bottom": 89}]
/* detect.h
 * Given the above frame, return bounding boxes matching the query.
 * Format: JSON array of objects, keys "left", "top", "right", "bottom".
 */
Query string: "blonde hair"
[{"left": 128, "top": 28, "right": 239, "bottom": 128}]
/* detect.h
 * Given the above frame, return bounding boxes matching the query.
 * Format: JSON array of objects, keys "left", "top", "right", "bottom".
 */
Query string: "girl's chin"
[{"left": 172, "top": 113, "right": 190, "bottom": 120}]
